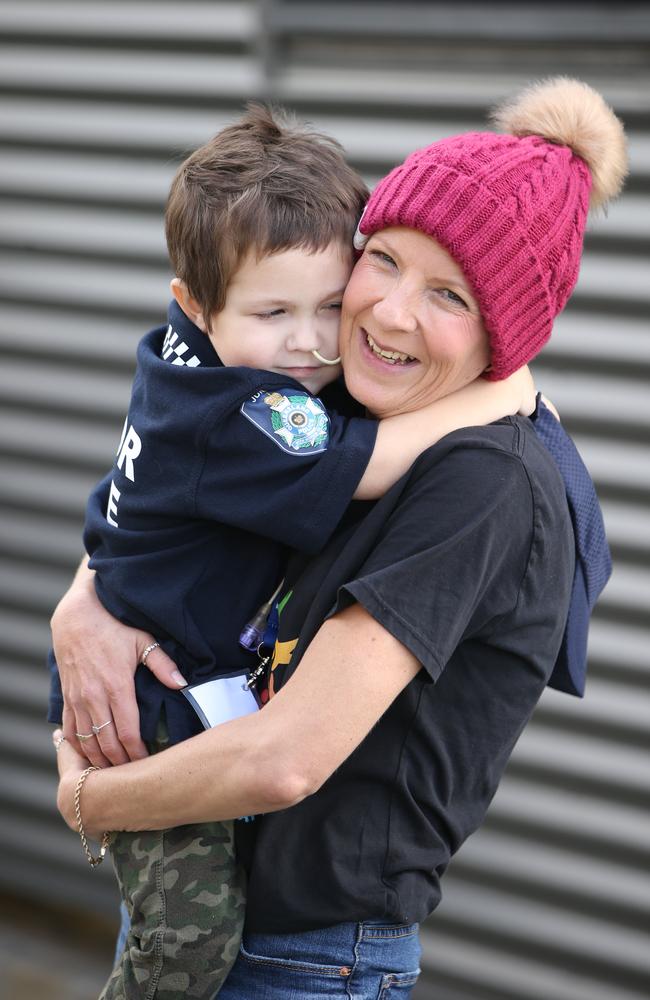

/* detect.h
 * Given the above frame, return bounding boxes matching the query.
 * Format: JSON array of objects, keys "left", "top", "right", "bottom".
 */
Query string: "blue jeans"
[
  {"left": 116, "top": 905, "right": 421, "bottom": 998},
  {"left": 114, "top": 901, "right": 130, "bottom": 967},
  {"left": 217, "top": 920, "right": 421, "bottom": 999}
]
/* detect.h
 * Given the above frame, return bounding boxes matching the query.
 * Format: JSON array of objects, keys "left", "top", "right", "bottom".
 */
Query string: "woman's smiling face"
[{"left": 340, "top": 227, "right": 490, "bottom": 418}]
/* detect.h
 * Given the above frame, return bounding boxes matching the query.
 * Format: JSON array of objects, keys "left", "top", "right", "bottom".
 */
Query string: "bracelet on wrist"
[{"left": 74, "top": 766, "right": 110, "bottom": 868}]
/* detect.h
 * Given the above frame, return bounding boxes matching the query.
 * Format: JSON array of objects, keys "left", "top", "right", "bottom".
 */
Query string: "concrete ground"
[{"left": 0, "top": 893, "right": 118, "bottom": 1000}]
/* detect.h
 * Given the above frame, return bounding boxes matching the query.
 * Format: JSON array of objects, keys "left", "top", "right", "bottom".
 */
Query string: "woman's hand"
[
  {"left": 47, "top": 603, "right": 423, "bottom": 835},
  {"left": 52, "top": 558, "right": 186, "bottom": 768}
]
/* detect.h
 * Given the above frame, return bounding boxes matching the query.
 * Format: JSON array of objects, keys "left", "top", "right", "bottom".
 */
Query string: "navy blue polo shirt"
[
  {"left": 47, "top": 301, "right": 377, "bottom": 743},
  {"left": 531, "top": 397, "right": 611, "bottom": 696}
]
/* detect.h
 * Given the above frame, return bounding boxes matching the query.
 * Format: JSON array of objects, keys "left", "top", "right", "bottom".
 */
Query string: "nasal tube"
[{"left": 312, "top": 349, "right": 341, "bottom": 365}]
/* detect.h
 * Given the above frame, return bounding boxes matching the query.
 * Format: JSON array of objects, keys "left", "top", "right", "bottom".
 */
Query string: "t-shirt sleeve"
[
  {"left": 335, "top": 445, "right": 535, "bottom": 679},
  {"left": 83, "top": 470, "right": 113, "bottom": 555},
  {"left": 193, "top": 386, "right": 378, "bottom": 554}
]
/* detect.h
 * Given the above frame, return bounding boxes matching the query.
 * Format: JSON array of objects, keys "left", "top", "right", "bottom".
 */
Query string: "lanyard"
[{"left": 240, "top": 580, "right": 283, "bottom": 690}]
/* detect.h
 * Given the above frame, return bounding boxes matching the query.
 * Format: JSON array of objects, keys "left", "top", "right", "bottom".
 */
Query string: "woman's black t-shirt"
[{"left": 237, "top": 417, "right": 574, "bottom": 933}]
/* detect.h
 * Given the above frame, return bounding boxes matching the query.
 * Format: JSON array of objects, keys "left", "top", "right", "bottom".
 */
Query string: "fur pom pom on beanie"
[{"left": 355, "top": 77, "right": 628, "bottom": 379}]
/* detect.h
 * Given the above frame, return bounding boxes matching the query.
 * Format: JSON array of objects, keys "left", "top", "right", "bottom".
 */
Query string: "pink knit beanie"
[{"left": 354, "top": 78, "right": 628, "bottom": 379}]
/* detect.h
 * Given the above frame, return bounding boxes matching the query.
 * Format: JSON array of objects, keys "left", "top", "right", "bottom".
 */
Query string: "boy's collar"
[{"left": 162, "top": 299, "right": 223, "bottom": 368}]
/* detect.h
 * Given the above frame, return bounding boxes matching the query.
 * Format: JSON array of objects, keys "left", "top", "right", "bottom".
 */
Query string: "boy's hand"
[
  {"left": 52, "top": 565, "right": 186, "bottom": 768},
  {"left": 507, "top": 365, "right": 537, "bottom": 417},
  {"left": 52, "top": 729, "right": 87, "bottom": 831},
  {"left": 540, "top": 393, "right": 561, "bottom": 420}
]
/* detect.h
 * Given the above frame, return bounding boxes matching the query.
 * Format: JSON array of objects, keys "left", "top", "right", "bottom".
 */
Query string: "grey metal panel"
[
  {"left": 267, "top": 3, "right": 650, "bottom": 43},
  {"left": 0, "top": 250, "right": 169, "bottom": 314},
  {"left": 573, "top": 435, "right": 650, "bottom": 492},
  {"left": 0, "top": 149, "right": 172, "bottom": 206},
  {"left": 274, "top": 65, "right": 650, "bottom": 117},
  {"left": 0, "top": 99, "right": 238, "bottom": 155},
  {"left": 0, "top": 3, "right": 647, "bottom": 998},
  {"left": 0, "top": 2, "right": 256, "bottom": 41},
  {"left": 419, "top": 932, "right": 649, "bottom": 1000},
  {"left": 544, "top": 313, "right": 650, "bottom": 366},
  {"left": 0, "top": 199, "right": 167, "bottom": 260},
  {"left": 0, "top": 306, "right": 144, "bottom": 364},
  {"left": 0, "top": 45, "right": 263, "bottom": 98}
]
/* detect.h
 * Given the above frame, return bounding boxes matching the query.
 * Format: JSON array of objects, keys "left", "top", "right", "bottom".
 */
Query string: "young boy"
[{"left": 48, "top": 105, "right": 530, "bottom": 1000}]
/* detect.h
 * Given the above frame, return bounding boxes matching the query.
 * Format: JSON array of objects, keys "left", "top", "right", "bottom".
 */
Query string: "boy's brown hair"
[{"left": 165, "top": 104, "right": 368, "bottom": 331}]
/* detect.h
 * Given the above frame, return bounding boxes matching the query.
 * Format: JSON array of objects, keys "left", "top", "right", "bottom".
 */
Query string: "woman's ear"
[{"left": 170, "top": 278, "right": 208, "bottom": 332}]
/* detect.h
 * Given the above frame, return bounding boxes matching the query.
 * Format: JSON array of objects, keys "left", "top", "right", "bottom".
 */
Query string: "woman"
[{"left": 53, "top": 77, "right": 625, "bottom": 997}]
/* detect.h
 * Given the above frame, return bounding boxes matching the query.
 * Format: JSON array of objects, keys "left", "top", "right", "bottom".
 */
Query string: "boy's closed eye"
[
  {"left": 254, "top": 302, "right": 341, "bottom": 319},
  {"left": 254, "top": 309, "right": 286, "bottom": 319}
]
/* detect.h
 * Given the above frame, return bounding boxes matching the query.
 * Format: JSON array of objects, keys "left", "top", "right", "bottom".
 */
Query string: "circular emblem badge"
[{"left": 268, "top": 394, "right": 329, "bottom": 450}]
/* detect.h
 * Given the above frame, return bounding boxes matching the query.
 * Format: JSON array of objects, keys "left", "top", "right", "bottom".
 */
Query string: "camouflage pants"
[{"left": 99, "top": 726, "right": 246, "bottom": 1000}]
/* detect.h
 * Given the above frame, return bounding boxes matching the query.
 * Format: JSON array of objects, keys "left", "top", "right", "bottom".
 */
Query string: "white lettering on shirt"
[
  {"left": 116, "top": 424, "right": 142, "bottom": 483},
  {"left": 106, "top": 479, "right": 121, "bottom": 526},
  {"left": 117, "top": 415, "right": 129, "bottom": 456}
]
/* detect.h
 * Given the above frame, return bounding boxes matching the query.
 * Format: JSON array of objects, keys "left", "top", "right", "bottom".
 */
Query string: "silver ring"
[
  {"left": 141, "top": 641, "right": 160, "bottom": 666},
  {"left": 91, "top": 719, "right": 112, "bottom": 736},
  {"left": 54, "top": 734, "right": 66, "bottom": 752},
  {"left": 75, "top": 730, "right": 95, "bottom": 742}
]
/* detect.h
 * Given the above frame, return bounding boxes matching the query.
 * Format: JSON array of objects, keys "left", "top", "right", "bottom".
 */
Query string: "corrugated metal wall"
[{"left": 0, "top": 3, "right": 648, "bottom": 998}]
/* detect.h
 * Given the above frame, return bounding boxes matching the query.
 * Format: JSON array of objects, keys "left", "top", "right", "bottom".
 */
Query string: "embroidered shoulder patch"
[{"left": 241, "top": 389, "right": 330, "bottom": 455}]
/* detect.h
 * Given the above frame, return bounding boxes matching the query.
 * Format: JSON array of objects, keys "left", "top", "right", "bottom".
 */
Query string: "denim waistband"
[
  {"left": 242, "top": 919, "right": 420, "bottom": 972},
  {"left": 360, "top": 921, "right": 419, "bottom": 940}
]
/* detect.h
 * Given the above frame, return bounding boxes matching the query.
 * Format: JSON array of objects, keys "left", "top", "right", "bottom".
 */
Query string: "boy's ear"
[{"left": 170, "top": 278, "right": 208, "bottom": 332}]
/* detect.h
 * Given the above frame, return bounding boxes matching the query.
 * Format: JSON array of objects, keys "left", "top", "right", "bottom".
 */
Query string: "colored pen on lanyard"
[{"left": 239, "top": 579, "right": 284, "bottom": 652}]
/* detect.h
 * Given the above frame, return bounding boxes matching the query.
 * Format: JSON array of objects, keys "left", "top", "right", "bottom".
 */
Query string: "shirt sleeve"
[
  {"left": 193, "top": 385, "right": 378, "bottom": 554},
  {"left": 334, "top": 444, "right": 535, "bottom": 679},
  {"left": 82, "top": 470, "right": 113, "bottom": 556}
]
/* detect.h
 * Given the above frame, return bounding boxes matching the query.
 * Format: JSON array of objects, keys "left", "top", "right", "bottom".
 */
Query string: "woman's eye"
[
  {"left": 324, "top": 302, "right": 342, "bottom": 312},
  {"left": 369, "top": 250, "right": 397, "bottom": 268},
  {"left": 439, "top": 288, "right": 467, "bottom": 308}
]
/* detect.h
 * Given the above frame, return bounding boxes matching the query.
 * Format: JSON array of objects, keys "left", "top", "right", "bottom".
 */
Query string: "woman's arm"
[
  {"left": 353, "top": 366, "right": 535, "bottom": 499},
  {"left": 52, "top": 556, "right": 184, "bottom": 767},
  {"left": 55, "top": 602, "right": 420, "bottom": 836}
]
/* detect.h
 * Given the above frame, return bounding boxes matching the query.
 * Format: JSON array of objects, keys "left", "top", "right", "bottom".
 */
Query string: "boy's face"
[{"left": 206, "top": 243, "right": 352, "bottom": 395}]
